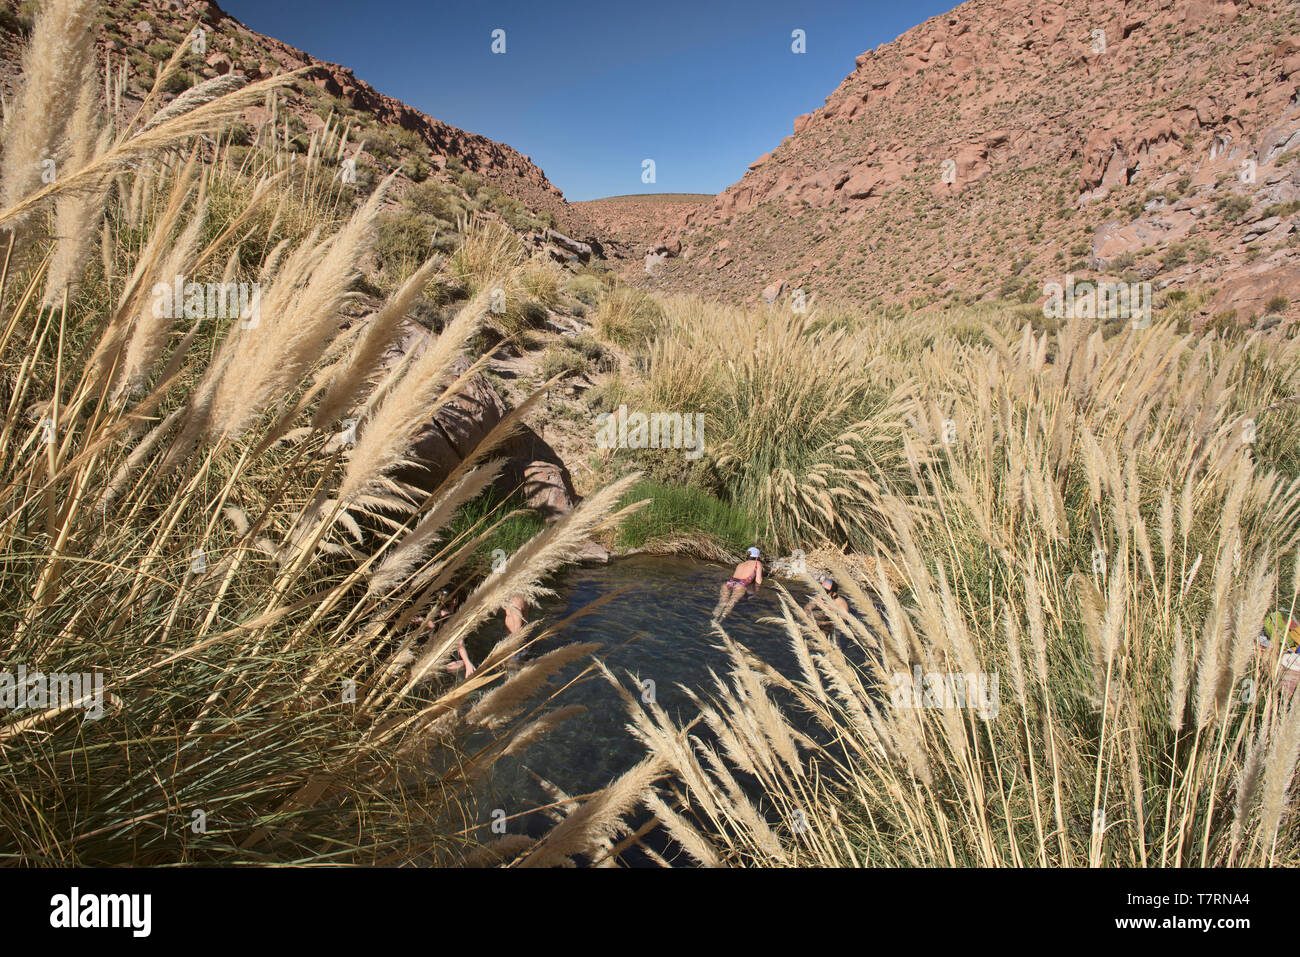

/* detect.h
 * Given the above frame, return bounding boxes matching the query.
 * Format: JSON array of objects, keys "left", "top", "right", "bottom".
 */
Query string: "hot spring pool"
[{"left": 462, "top": 554, "right": 819, "bottom": 857}]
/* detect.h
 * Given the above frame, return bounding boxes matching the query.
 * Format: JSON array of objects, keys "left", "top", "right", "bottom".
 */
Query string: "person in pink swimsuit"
[{"left": 713, "top": 547, "right": 764, "bottom": 621}]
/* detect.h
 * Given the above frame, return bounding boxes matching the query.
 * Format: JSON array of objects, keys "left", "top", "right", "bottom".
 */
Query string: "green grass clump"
[
  {"left": 447, "top": 491, "right": 548, "bottom": 576},
  {"left": 614, "top": 480, "right": 756, "bottom": 553},
  {"left": 594, "top": 286, "right": 663, "bottom": 347},
  {"left": 540, "top": 344, "right": 590, "bottom": 380}
]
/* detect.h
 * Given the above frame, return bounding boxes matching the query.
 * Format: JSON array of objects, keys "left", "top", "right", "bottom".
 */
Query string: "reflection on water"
[{"left": 465, "top": 555, "right": 811, "bottom": 856}]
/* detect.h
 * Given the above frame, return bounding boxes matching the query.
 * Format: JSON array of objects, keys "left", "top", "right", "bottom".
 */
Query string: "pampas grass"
[
  {"left": 41, "top": 57, "right": 111, "bottom": 306},
  {"left": 312, "top": 254, "right": 443, "bottom": 431},
  {"left": 638, "top": 295, "right": 909, "bottom": 550},
  {"left": 576, "top": 307, "right": 1300, "bottom": 868},
  {"left": 0, "top": 19, "right": 634, "bottom": 866},
  {"left": 0, "top": 0, "right": 98, "bottom": 238},
  {"left": 203, "top": 174, "right": 394, "bottom": 442}
]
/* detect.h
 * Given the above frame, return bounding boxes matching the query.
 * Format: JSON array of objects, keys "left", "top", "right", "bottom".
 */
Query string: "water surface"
[{"left": 466, "top": 555, "right": 810, "bottom": 854}]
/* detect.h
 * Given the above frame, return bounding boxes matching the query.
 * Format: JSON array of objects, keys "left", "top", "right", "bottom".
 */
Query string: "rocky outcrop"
[
  {"left": 388, "top": 324, "right": 578, "bottom": 518},
  {"left": 574, "top": 195, "right": 711, "bottom": 260},
  {"left": 1207, "top": 264, "right": 1300, "bottom": 325}
]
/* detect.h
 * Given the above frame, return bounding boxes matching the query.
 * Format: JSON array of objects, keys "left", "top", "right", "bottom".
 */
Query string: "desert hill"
[
  {"left": 602, "top": 0, "right": 1300, "bottom": 328},
  {"left": 0, "top": 0, "right": 595, "bottom": 238}
]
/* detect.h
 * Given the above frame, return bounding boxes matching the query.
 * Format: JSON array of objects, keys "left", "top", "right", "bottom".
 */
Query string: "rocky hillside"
[
  {"left": 621, "top": 0, "right": 1300, "bottom": 327},
  {"left": 576, "top": 193, "right": 712, "bottom": 259},
  {"left": 0, "top": 0, "right": 593, "bottom": 237}
]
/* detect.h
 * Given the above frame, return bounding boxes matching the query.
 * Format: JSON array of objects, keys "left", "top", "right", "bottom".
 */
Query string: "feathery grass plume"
[
  {"left": 0, "top": 0, "right": 98, "bottom": 239},
  {"left": 334, "top": 283, "right": 496, "bottom": 510},
  {"left": 466, "top": 642, "right": 602, "bottom": 730},
  {"left": 1194, "top": 603, "right": 1230, "bottom": 730},
  {"left": 1231, "top": 730, "right": 1265, "bottom": 857},
  {"left": 1169, "top": 618, "right": 1189, "bottom": 732},
  {"left": 1004, "top": 606, "right": 1026, "bottom": 708},
  {"left": 1025, "top": 568, "right": 1048, "bottom": 686},
  {"left": 1258, "top": 699, "right": 1300, "bottom": 861},
  {"left": 87, "top": 152, "right": 202, "bottom": 391},
  {"left": 366, "top": 459, "right": 505, "bottom": 595},
  {"left": 115, "top": 197, "right": 207, "bottom": 397},
  {"left": 642, "top": 790, "right": 722, "bottom": 867},
  {"left": 136, "top": 74, "right": 250, "bottom": 135},
  {"left": 204, "top": 175, "right": 394, "bottom": 440},
  {"left": 312, "top": 254, "right": 443, "bottom": 431},
  {"left": 41, "top": 61, "right": 111, "bottom": 307},
  {"left": 520, "top": 755, "right": 667, "bottom": 867},
  {"left": 402, "top": 475, "right": 644, "bottom": 689},
  {"left": 448, "top": 214, "right": 524, "bottom": 293},
  {"left": 0, "top": 70, "right": 305, "bottom": 230},
  {"left": 499, "top": 705, "right": 587, "bottom": 759}
]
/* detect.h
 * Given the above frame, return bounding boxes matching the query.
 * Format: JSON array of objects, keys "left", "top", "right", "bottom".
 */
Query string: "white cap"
[{"left": 747, "top": 547, "right": 760, "bottom": 558}]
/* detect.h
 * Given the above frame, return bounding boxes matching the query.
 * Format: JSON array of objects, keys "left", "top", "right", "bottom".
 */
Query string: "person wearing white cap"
[{"left": 712, "top": 546, "right": 764, "bottom": 621}]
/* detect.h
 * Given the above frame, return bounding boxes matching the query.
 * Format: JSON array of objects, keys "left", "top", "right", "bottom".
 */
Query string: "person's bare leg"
[
  {"left": 717, "top": 585, "right": 744, "bottom": 621},
  {"left": 712, "top": 583, "right": 731, "bottom": 620},
  {"left": 504, "top": 595, "right": 527, "bottom": 634}
]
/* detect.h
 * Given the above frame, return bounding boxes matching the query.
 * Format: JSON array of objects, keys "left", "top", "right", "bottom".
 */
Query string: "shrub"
[
  {"left": 1216, "top": 193, "right": 1251, "bottom": 221},
  {"left": 593, "top": 287, "right": 663, "bottom": 347},
  {"left": 540, "top": 345, "right": 589, "bottom": 380}
]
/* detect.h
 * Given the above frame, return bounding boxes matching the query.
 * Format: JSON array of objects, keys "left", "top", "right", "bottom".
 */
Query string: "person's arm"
[
  {"left": 755, "top": 562, "right": 764, "bottom": 587},
  {"left": 459, "top": 640, "right": 475, "bottom": 677},
  {"left": 805, "top": 595, "right": 831, "bottom": 629}
]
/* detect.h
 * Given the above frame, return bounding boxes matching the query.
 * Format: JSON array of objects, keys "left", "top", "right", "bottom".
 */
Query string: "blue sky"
[{"left": 219, "top": 0, "right": 957, "bottom": 201}]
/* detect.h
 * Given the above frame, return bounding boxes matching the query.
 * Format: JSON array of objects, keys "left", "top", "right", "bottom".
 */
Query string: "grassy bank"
[
  {"left": 583, "top": 294, "right": 1300, "bottom": 866},
  {"left": 613, "top": 479, "right": 756, "bottom": 558},
  {"left": 0, "top": 2, "right": 633, "bottom": 865}
]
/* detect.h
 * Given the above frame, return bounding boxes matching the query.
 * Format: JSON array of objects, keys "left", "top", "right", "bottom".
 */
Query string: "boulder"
[
  {"left": 380, "top": 322, "right": 577, "bottom": 517},
  {"left": 841, "top": 165, "right": 885, "bottom": 199},
  {"left": 545, "top": 229, "right": 592, "bottom": 261},
  {"left": 654, "top": 236, "right": 682, "bottom": 257},
  {"left": 1091, "top": 210, "right": 1197, "bottom": 261},
  {"left": 1257, "top": 108, "right": 1300, "bottom": 164},
  {"left": 499, "top": 427, "right": 578, "bottom": 520},
  {"left": 1205, "top": 264, "right": 1300, "bottom": 324},
  {"left": 205, "top": 52, "right": 233, "bottom": 75},
  {"left": 574, "top": 540, "right": 611, "bottom": 563}
]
